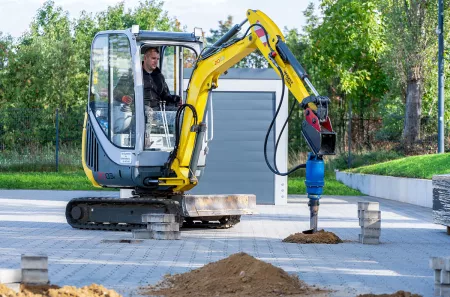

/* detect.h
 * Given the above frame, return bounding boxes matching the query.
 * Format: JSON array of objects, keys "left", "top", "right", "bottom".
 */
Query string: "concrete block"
[
  {"left": 430, "top": 257, "right": 449, "bottom": 270},
  {"left": 132, "top": 229, "right": 153, "bottom": 239},
  {"left": 3, "top": 283, "right": 20, "bottom": 293},
  {"left": 360, "top": 210, "right": 381, "bottom": 220},
  {"left": 360, "top": 236, "right": 380, "bottom": 245},
  {"left": 142, "top": 213, "right": 176, "bottom": 223},
  {"left": 359, "top": 218, "right": 381, "bottom": 229},
  {"left": 147, "top": 222, "right": 179, "bottom": 232},
  {"left": 441, "top": 271, "right": 450, "bottom": 285},
  {"left": 151, "top": 231, "right": 181, "bottom": 240},
  {"left": 435, "top": 284, "right": 450, "bottom": 296},
  {"left": 361, "top": 227, "right": 381, "bottom": 237},
  {"left": 21, "top": 254, "right": 48, "bottom": 270},
  {"left": 444, "top": 257, "right": 450, "bottom": 272},
  {"left": 357, "top": 202, "right": 379, "bottom": 211},
  {"left": 22, "top": 269, "right": 49, "bottom": 284},
  {"left": 0, "top": 269, "right": 21, "bottom": 283},
  {"left": 435, "top": 269, "right": 442, "bottom": 284},
  {"left": 425, "top": 181, "right": 433, "bottom": 209}
]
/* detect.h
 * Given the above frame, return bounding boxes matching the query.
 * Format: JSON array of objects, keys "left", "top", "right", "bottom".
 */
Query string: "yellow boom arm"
[{"left": 159, "top": 9, "right": 327, "bottom": 191}]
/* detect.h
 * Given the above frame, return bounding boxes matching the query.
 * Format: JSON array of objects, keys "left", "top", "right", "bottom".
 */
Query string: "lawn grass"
[
  {"left": 288, "top": 174, "right": 362, "bottom": 196},
  {"left": 0, "top": 171, "right": 113, "bottom": 191},
  {"left": 0, "top": 170, "right": 361, "bottom": 196},
  {"left": 347, "top": 153, "right": 450, "bottom": 179}
]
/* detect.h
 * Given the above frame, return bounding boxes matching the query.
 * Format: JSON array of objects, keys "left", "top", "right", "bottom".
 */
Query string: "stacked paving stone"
[
  {"left": 132, "top": 213, "right": 180, "bottom": 240},
  {"left": 358, "top": 202, "right": 381, "bottom": 244},
  {"left": 21, "top": 254, "right": 49, "bottom": 284},
  {"left": 0, "top": 254, "right": 48, "bottom": 292},
  {"left": 430, "top": 257, "right": 450, "bottom": 285}
]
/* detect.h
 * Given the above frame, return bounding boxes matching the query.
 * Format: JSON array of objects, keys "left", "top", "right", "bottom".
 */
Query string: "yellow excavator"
[{"left": 65, "top": 9, "right": 336, "bottom": 232}]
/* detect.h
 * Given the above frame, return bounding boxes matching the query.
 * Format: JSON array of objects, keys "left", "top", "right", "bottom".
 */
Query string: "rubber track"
[
  {"left": 66, "top": 197, "right": 170, "bottom": 231},
  {"left": 65, "top": 197, "right": 240, "bottom": 231}
]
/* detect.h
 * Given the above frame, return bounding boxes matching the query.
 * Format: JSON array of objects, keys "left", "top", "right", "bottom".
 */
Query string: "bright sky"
[{"left": 0, "top": 0, "right": 319, "bottom": 38}]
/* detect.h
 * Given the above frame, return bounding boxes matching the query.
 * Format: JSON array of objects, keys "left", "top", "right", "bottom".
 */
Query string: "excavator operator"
[
  {"left": 141, "top": 47, "right": 181, "bottom": 111},
  {"left": 114, "top": 46, "right": 182, "bottom": 149},
  {"left": 115, "top": 47, "right": 181, "bottom": 110}
]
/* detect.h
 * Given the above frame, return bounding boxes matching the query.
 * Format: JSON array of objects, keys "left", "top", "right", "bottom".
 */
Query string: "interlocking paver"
[{"left": 0, "top": 190, "right": 448, "bottom": 296}]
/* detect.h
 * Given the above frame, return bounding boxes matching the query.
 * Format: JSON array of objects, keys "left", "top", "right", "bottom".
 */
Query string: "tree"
[
  {"left": 206, "top": 15, "right": 267, "bottom": 68},
  {"left": 0, "top": 32, "right": 14, "bottom": 105},
  {"left": 380, "top": 0, "right": 437, "bottom": 146},
  {"left": 0, "top": 0, "right": 182, "bottom": 149},
  {"left": 304, "top": 0, "right": 388, "bottom": 151}
]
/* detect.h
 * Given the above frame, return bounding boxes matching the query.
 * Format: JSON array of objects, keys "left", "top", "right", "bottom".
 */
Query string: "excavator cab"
[
  {"left": 67, "top": 28, "right": 255, "bottom": 231},
  {"left": 85, "top": 30, "right": 205, "bottom": 189}
]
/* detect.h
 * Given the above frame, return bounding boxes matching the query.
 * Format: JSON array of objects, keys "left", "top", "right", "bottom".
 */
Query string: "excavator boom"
[{"left": 160, "top": 9, "right": 335, "bottom": 191}]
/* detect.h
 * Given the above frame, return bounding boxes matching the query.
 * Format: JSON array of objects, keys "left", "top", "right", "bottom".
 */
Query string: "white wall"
[{"left": 336, "top": 171, "right": 433, "bottom": 208}]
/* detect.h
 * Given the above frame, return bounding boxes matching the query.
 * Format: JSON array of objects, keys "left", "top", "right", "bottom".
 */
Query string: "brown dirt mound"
[
  {"left": 282, "top": 229, "right": 343, "bottom": 244},
  {"left": 0, "top": 284, "right": 122, "bottom": 297},
  {"left": 357, "top": 291, "right": 422, "bottom": 297},
  {"left": 140, "top": 252, "right": 328, "bottom": 297}
]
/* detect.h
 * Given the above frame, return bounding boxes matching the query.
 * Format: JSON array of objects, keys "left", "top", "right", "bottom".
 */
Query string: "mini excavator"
[{"left": 65, "top": 9, "right": 336, "bottom": 232}]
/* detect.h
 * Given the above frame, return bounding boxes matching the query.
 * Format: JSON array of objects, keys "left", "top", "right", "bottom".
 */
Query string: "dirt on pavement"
[
  {"left": 357, "top": 291, "right": 422, "bottom": 297},
  {"left": 0, "top": 284, "right": 121, "bottom": 297},
  {"left": 282, "top": 230, "right": 343, "bottom": 244},
  {"left": 140, "top": 252, "right": 328, "bottom": 297},
  {"left": 0, "top": 254, "right": 420, "bottom": 297}
]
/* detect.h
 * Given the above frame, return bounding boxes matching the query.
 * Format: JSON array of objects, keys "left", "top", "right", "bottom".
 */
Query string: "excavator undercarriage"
[{"left": 66, "top": 194, "right": 256, "bottom": 231}]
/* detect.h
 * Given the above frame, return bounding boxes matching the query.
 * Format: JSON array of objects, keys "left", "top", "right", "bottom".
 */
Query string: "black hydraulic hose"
[
  {"left": 166, "top": 104, "right": 198, "bottom": 171},
  {"left": 202, "top": 21, "right": 246, "bottom": 58},
  {"left": 186, "top": 22, "right": 309, "bottom": 176},
  {"left": 273, "top": 90, "right": 299, "bottom": 173},
  {"left": 263, "top": 65, "right": 306, "bottom": 176},
  {"left": 250, "top": 25, "right": 307, "bottom": 175}
]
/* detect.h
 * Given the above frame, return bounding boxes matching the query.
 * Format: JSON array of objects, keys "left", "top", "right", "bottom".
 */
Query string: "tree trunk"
[{"left": 403, "top": 65, "right": 422, "bottom": 145}]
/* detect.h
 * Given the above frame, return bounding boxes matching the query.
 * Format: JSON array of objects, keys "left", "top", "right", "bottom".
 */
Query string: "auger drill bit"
[{"left": 302, "top": 153, "right": 324, "bottom": 234}]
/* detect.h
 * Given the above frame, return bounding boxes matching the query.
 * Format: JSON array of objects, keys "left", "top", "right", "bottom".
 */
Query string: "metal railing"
[{"left": 0, "top": 108, "right": 84, "bottom": 172}]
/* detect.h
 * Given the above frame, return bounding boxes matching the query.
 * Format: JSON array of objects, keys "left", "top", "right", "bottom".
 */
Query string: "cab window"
[{"left": 89, "top": 33, "right": 135, "bottom": 148}]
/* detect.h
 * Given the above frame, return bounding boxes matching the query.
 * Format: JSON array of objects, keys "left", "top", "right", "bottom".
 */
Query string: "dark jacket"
[
  {"left": 114, "top": 66, "right": 179, "bottom": 109},
  {"left": 143, "top": 67, "right": 175, "bottom": 108}
]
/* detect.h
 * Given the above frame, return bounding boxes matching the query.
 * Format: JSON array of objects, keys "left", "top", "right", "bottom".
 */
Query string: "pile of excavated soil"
[
  {"left": 140, "top": 252, "right": 327, "bottom": 297},
  {"left": 282, "top": 229, "right": 343, "bottom": 244},
  {"left": 0, "top": 284, "right": 121, "bottom": 297},
  {"left": 357, "top": 291, "right": 422, "bottom": 297}
]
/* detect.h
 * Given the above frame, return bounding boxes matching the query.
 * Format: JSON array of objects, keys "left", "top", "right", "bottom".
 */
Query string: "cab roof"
[{"left": 136, "top": 31, "right": 202, "bottom": 43}]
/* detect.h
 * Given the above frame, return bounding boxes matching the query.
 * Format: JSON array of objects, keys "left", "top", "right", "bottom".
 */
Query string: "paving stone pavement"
[{"left": 0, "top": 190, "right": 448, "bottom": 296}]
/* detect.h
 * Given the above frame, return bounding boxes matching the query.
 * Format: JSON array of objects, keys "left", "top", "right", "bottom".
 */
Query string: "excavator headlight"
[
  {"left": 131, "top": 25, "right": 139, "bottom": 35},
  {"left": 194, "top": 27, "right": 203, "bottom": 39}
]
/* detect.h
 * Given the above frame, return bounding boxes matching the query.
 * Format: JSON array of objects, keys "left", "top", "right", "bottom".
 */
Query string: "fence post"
[
  {"left": 55, "top": 108, "right": 59, "bottom": 172},
  {"left": 347, "top": 99, "right": 352, "bottom": 169},
  {"left": 438, "top": 0, "right": 445, "bottom": 153}
]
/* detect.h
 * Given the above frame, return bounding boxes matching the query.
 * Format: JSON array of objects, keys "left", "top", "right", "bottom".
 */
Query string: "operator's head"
[{"left": 143, "top": 47, "right": 160, "bottom": 73}]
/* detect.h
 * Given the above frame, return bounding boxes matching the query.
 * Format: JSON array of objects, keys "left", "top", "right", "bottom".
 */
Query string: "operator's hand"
[
  {"left": 121, "top": 95, "right": 133, "bottom": 105},
  {"left": 172, "top": 95, "right": 182, "bottom": 106}
]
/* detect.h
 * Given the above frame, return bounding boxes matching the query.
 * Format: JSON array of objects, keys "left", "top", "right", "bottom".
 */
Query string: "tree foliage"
[
  {"left": 285, "top": 0, "right": 450, "bottom": 155},
  {"left": 380, "top": 0, "right": 438, "bottom": 146},
  {"left": 0, "top": 0, "right": 180, "bottom": 148},
  {"left": 0, "top": 0, "right": 449, "bottom": 157},
  {"left": 299, "top": 0, "right": 387, "bottom": 151}
]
